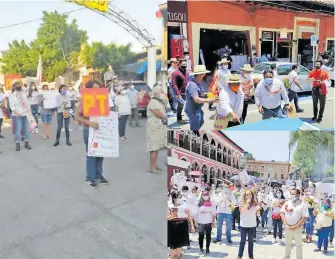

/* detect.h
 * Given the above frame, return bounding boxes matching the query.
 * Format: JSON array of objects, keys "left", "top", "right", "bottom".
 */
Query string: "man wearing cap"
[
  {"left": 185, "top": 65, "right": 216, "bottom": 132},
  {"left": 215, "top": 74, "right": 244, "bottom": 129},
  {"left": 239, "top": 64, "right": 254, "bottom": 123},
  {"left": 255, "top": 70, "right": 290, "bottom": 120},
  {"left": 167, "top": 58, "right": 178, "bottom": 113},
  {"left": 171, "top": 59, "right": 189, "bottom": 124}
]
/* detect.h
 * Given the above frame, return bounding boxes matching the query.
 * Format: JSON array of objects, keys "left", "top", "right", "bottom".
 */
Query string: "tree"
[
  {"left": 289, "top": 131, "right": 334, "bottom": 181},
  {"left": 1, "top": 11, "right": 88, "bottom": 81},
  {"left": 246, "top": 153, "right": 255, "bottom": 161},
  {"left": 80, "top": 42, "right": 135, "bottom": 72}
]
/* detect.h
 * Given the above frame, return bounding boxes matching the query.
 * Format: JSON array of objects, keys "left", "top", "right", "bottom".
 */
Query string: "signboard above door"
[
  {"left": 167, "top": 1, "right": 188, "bottom": 23},
  {"left": 262, "top": 31, "right": 273, "bottom": 40}
]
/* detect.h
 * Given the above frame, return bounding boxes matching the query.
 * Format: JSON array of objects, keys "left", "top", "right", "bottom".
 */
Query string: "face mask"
[
  {"left": 230, "top": 85, "right": 240, "bottom": 92},
  {"left": 222, "top": 65, "right": 228, "bottom": 70},
  {"left": 243, "top": 73, "right": 251, "bottom": 80},
  {"left": 185, "top": 55, "right": 189, "bottom": 60},
  {"left": 180, "top": 65, "right": 187, "bottom": 70},
  {"left": 177, "top": 198, "right": 184, "bottom": 205},
  {"left": 315, "top": 66, "right": 321, "bottom": 69},
  {"left": 224, "top": 188, "right": 230, "bottom": 193},
  {"left": 225, "top": 46, "right": 228, "bottom": 49},
  {"left": 276, "top": 192, "right": 281, "bottom": 197},
  {"left": 322, "top": 204, "right": 329, "bottom": 210},
  {"left": 203, "top": 196, "right": 209, "bottom": 201},
  {"left": 15, "top": 86, "right": 22, "bottom": 91},
  {"left": 32, "top": 86, "right": 36, "bottom": 90},
  {"left": 290, "top": 196, "right": 296, "bottom": 202},
  {"left": 61, "top": 90, "right": 67, "bottom": 95},
  {"left": 265, "top": 78, "right": 273, "bottom": 85},
  {"left": 130, "top": 85, "right": 134, "bottom": 89},
  {"left": 160, "top": 93, "right": 166, "bottom": 100}
]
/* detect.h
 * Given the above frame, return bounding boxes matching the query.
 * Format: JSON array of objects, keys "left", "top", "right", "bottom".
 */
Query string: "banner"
[
  {"left": 71, "top": 0, "right": 108, "bottom": 13},
  {"left": 43, "top": 91, "right": 59, "bottom": 109},
  {"left": 88, "top": 112, "right": 119, "bottom": 158},
  {"left": 16, "top": 92, "right": 37, "bottom": 130},
  {"left": 81, "top": 88, "right": 110, "bottom": 116},
  {"left": 238, "top": 169, "right": 249, "bottom": 185},
  {"left": 4, "top": 74, "right": 22, "bottom": 91}
]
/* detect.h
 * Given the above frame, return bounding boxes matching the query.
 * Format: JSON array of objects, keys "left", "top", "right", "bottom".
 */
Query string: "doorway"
[
  {"left": 261, "top": 41, "right": 273, "bottom": 57},
  {"left": 298, "top": 39, "right": 313, "bottom": 69}
]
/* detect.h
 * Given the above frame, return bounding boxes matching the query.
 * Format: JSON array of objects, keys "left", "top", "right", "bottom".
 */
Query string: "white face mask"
[
  {"left": 121, "top": 90, "right": 126, "bottom": 95},
  {"left": 222, "top": 64, "right": 228, "bottom": 70},
  {"left": 177, "top": 198, "right": 184, "bottom": 205},
  {"left": 265, "top": 78, "right": 273, "bottom": 85},
  {"left": 160, "top": 93, "right": 165, "bottom": 100},
  {"left": 185, "top": 55, "right": 190, "bottom": 60},
  {"left": 243, "top": 73, "right": 251, "bottom": 80},
  {"left": 32, "top": 86, "right": 36, "bottom": 90},
  {"left": 130, "top": 85, "right": 134, "bottom": 89},
  {"left": 203, "top": 196, "right": 210, "bottom": 201}
]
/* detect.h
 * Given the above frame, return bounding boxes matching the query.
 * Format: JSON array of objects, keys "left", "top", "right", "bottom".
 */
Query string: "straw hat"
[
  {"left": 168, "top": 58, "right": 178, "bottom": 64},
  {"left": 218, "top": 58, "right": 230, "bottom": 64},
  {"left": 190, "top": 65, "right": 211, "bottom": 75},
  {"left": 11, "top": 79, "right": 21, "bottom": 87},
  {"left": 226, "top": 74, "right": 242, "bottom": 84},
  {"left": 241, "top": 64, "right": 254, "bottom": 72}
]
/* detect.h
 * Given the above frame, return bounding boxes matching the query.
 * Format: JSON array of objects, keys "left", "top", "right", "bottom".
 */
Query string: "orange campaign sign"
[
  {"left": 82, "top": 75, "right": 93, "bottom": 88},
  {"left": 81, "top": 88, "right": 110, "bottom": 117},
  {"left": 4, "top": 74, "right": 22, "bottom": 91}
]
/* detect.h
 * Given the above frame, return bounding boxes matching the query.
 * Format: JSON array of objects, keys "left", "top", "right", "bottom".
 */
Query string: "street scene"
[
  {"left": 167, "top": 0, "right": 334, "bottom": 131},
  {"left": 0, "top": 0, "right": 167, "bottom": 258},
  {"left": 167, "top": 130, "right": 335, "bottom": 258}
]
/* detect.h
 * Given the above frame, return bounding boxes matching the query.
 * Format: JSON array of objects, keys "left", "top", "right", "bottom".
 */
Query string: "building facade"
[
  {"left": 166, "top": 0, "right": 334, "bottom": 71},
  {"left": 168, "top": 130, "right": 244, "bottom": 185},
  {"left": 245, "top": 160, "right": 291, "bottom": 180}
]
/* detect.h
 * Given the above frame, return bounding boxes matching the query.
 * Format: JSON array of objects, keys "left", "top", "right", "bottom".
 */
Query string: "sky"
[
  {"left": 0, "top": 0, "right": 164, "bottom": 52},
  {"left": 224, "top": 131, "right": 294, "bottom": 162}
]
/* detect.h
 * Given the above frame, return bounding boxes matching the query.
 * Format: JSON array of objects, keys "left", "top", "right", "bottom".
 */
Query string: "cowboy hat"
[
  {"left": 190, "top": 65, "right": 211, "bottom": 75},
  {"left": 11, "top": 79, "right": 22, "bottom": 87},
  {"left": 218, "top": 58, "right": 230, "bottom": 64},
  {"left": 168, "top": 58, "right": 178, "bottom": 64},
  {"left": 226, "top": 74, "right": 242, "bottom": 84},
  {"left": 241, "top": 64, "right": 254, "bottom": 72}
]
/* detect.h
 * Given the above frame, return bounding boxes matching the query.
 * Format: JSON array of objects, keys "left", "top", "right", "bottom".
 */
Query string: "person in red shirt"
[{"left": 308, "top": 61, "right": 329, "bottom": 123}]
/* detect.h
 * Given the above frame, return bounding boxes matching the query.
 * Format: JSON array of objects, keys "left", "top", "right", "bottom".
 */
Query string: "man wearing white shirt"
[
  {"left": 213, "top": 186, "right": 236, "bottom": 243},
  {"left": 126, "top": 83, "right": 139, "bottom": 127},
  {"left": 255, "top": 70, "right": 290, "bottom": 119},
  {"left": 217, "top": 58, "right": 231, "bottom": 92},
  {"left": 280, "top": 188, "right": 309, "bottom": 259},
  {"left": 287, "top": 65, "right": 304, "bottom": 113}
]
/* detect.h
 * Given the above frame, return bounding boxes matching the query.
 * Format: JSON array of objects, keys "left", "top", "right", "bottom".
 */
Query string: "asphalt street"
[
  {"left": 182, "top": 227, "right": 335, "bottom": 259},
  {"left": 168, "top": 88, "right": 335, "bottom": 131},
  {"left": 0, "top": 117, "right": 166, "bottom": 259}
]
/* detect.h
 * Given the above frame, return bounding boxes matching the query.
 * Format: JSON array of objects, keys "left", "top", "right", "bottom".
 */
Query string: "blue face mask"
[
  {"left": 322, "top": 204, "right": 329, "bottom": 210},
  {"left": 61, "top": 90, "right": 67, "bottom": 95},
  {"left": 224, "top": 188, "right": 230, "bottom": 193},
  {"left": 265, "top": 78, "right": 273, "bottom": 85}
]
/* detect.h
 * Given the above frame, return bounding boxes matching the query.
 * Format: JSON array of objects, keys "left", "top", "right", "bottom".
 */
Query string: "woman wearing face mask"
[
  {"left": 146, "top": 84, "right": 167, "bottom": 173},
  {"left": 28, "top": 83, "right": 40, "bottom": 134},
  {"left": 168, "top": 191, "right": 195, "bottom": 259},
  {"left": 271, "top": 189, "right": 285, "bottom": 244},
  {"left": 114, "top": 86, "right": 131, "bottom": 141},
  {"left": 197, "top": 191, "right": 216, "bottom": 255},
  {"left": 215, "top": 74, "right": 244, "bottom": 129},
  {"left": 237, "top": 190, "right": 261, "bottom": 259},
  {"left": 313, "top": 199, "right": 334, "bottom": 254},
  {"left": 303, "top": 183, "right": 317, "bottom": 243},
  {"left": 54, "top": 84, "right": 72, "bottom": 147},
  {"left": 239, "top": 64, "right": 254, "bottom": 124},
  {"left": 74, "top": 80, "right": 108, "bottom": 188},
  {"left": 187, "top": 186, "right": 199, "bottom": 232},
  {"left": 39, "top": 84, "right": 53, "bottom": 139},
  {"left": 254, "top": 70, "right": 290, "bottom": 120}
]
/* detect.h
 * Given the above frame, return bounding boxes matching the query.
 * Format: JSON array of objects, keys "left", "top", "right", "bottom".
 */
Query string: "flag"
[{"left": 36, "top": 55, "right": 43, "bottom": 83}]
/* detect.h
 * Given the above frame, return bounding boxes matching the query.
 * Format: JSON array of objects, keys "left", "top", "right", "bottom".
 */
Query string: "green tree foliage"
[
  {"left": 246, "top": 153, "right": 255, "bottom": 161},
  {"left": 80, "top": 42, "right": 135, "bottom": 72},
  {"left": 1, "top": 11, "right": 87, "bottom": 81},
  {"left": 289, "top": 131, "right": 334, "bottom": 180}
]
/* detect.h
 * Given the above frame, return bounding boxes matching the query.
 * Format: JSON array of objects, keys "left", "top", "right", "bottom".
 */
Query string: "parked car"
[
  {"left": 251, "top": 62, "right": 313, "bottom": 92},
  {"left": 132, "top": 81, "right": 151, "bottom": 117}
]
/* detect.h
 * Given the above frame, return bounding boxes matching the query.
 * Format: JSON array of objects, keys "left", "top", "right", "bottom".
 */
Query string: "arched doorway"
[
  {"left": 178, "top": 132, "right": 184, "bottom": 148},
  {"left": 227, "top": 172, "right": 231, "bottom": 180},
  {"left": 202, "top": 164, "right": 208, "bottom": 183},
  {"left": 217, "top": 144, "right": 222, "bottom": 163},
  {"left": 184, "top": 132, "right": 190, "bottom": 150},
  {"left": 223, "top": 147, "right": 227, "bottom": 164},
  {"left": 228, "top": 150, "right": 232, "bottom": 166},
  {"left": 168, "top": 130, "right": 174, "bottom": 144},
  {"left": 191, "top": 134, "right": 200, "bottom": 154},
  {"left": 191, "top": 161, "right": 200, "bottom": 171},
  {"left": 202, "top": 134, "right": 209, "bottom": 157},
  {"left": 210, "top": 139, "right": 216, "bottom": 160},
  {"left": 209, "top": 167, "right": 216, "bottom": 185},
  {"left": 222, "top": 170, "right": 226, "bottom": 179}
]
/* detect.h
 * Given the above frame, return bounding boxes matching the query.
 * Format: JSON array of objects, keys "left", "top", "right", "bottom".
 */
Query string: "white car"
[{"left": 251, "top": 62, "right": 313, "bottom": 92}]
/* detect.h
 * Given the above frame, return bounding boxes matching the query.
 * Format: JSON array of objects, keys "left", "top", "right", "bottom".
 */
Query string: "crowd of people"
[
  {"left": 167, "top": 51, "right": 332, "bottom": 131},
  {"left": 168, "top": 176, "right": 334, "bottom": 259}
]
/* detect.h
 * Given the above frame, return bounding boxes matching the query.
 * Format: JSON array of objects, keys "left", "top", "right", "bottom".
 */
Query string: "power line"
[{"left": 0, "top": 7, "right": 86, "bottom": 30}]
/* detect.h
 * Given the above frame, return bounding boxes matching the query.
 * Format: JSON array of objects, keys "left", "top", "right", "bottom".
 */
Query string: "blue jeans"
[
  {"left": 317, "top": 226, "right": 331, "bottom": 251},
  {"left": 216, "top": 213, "right": 232, "bottom": 242},
  {"left": 118, "top": 115, "right": 128, "bottom": 137},
  {"left": 14, "top": 116, "right": 30, "bottom": 143},
  {"left": 238, "top": 227, "right": 256, "bottom": 258},
  {"left": 306, "top": 208, "right": 315, "bottom": 236},
  {"left": 262, "top": 209, "right": 269, "bottom": 227},
  {"left": 187, "top": 109, "right": 204, "bottom": 131},
  {"left": 30, "top": 104, "right": 39, "bottom": 127},
  {"left": 168, "top": 82, "right": 177, "bottom": 112},
  {"left": 83, "top": 127, "right": 104, "bottom": 181},
  {"left": 262, "top": 105, "right": 286, "bottom": 120},
  {"left": 330, "top": 220, "right": 334, "bottom": 242}
]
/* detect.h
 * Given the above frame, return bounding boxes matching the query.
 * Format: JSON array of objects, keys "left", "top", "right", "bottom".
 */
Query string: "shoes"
[
  {"left": 120, "top": 136, "right": 126, "bottom": 141},
  {"left": 296, "top": 109, "right": 304, "bottom": 113},
  {"left": 312, "top": 116, "right": 317, "bottom": 121},
  {"left": 272, "top": 238, "right": 277, "bottom": 244},
  {"left": 316, "top": 118, "right": 322, "bottom": 123},
  {"left": 53, "top": 140, "right": 60, "bottom": 146},
  {"left": 213, "top": 239, "right": 221, "bottom": 243},
  {"left": 199, "top": 249, "right": 204, "bottom": 255},
  {"left": 86, "top": 180, "right": 98, "bottom": 188},
  {"left": 322, "top": 250, "right": 328, "bottom": 254},
  {"left": 66, "top": 140, "right": 72, "bottom": 146},
  {"left": 227, "top": 240, "right": 233, "bottom": 244},
  {"left": 314, "top": 248, "right": 321, "bottom": 252},
  {"left": 25, "top": 142, "right": 31, "bottom": 150},
  {"left": 177, "top": 120, "right": 187, "bottom": 124},
  {"left": 97, "top": 177, "right": 108, "bottom": 185},
  {"left": 205, "top": 248, "right": 210, "bottom": 255},
  {"left": 0, "top": 135, "right": 4, "bottom": 139},
  {"left": 15, "top": 143, "right": 20, "bottom": 151}
]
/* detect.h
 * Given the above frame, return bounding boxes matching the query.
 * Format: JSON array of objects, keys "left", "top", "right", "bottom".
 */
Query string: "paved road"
[
  {"left": 182, "top": 227, "right": 335, "bottom": 259},
  {"left": 0, "top": 117, "right": 166, "bottom": 259},
  {"left": 168, "top": 88, "right": 335, "bottom": 130}
]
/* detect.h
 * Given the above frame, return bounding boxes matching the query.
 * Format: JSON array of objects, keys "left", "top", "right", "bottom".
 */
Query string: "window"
[
  {"left": 261, "top": 166, "right": 265, "bottom": 171},
  {"left": 253, "top": 63, "right": 271, "bottom": 74},
  {"left": 277, "top": 64, "right": 292, "bottom": 75},
  {"left": 281, "top": 174, "right": 284, "bottom": 179},
  {"left": 274, "top": 174, "right": 278, "bottom": 179},
  {"left": 327, "top": 40, "right": 334, "bottom": 54},
  {"left": 268, "top": 167, "right": 271, "bottom": 172},
  {"left": 298, "top": 65, "right": 310, "bottom": 75}
]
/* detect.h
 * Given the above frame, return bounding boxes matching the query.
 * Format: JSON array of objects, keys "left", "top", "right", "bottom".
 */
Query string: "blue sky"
[
  {"left": 0, "top": 0, "right": 164, "bottom": 52},
  {"left": 224, "top": 131, "right": 293, "bottom": 162}
]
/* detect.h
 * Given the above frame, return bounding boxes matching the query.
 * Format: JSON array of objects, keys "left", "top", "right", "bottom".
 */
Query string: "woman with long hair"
[
  {"left": 197, "top": 190, "right": 216, "bottom": 255},
  {"left": 27, "top": 82, "right": 40, "bottom": 134},
  {"left": 74, "top": 80, "right": 108, "bottom": 188},
  {"left": 146, "top": 84, "right": 168, "bottom": 173},
  {"left": 271, "top": 188, "right": 286, "bottom": 244},
  {"left": 313, "top": 199, "right": 334, "bottom": 254},
  {"left": 39, "top": 84, "right": 53, "bottom": 139},
  {"left": 54, "top": 84, "right": 72, "bottom": 146},
  {"left": 168, "top": 191, "right": 194, "bottom": 259},
  {"left": 237, "top": 190, "right": 260, "bottom": 259}
]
